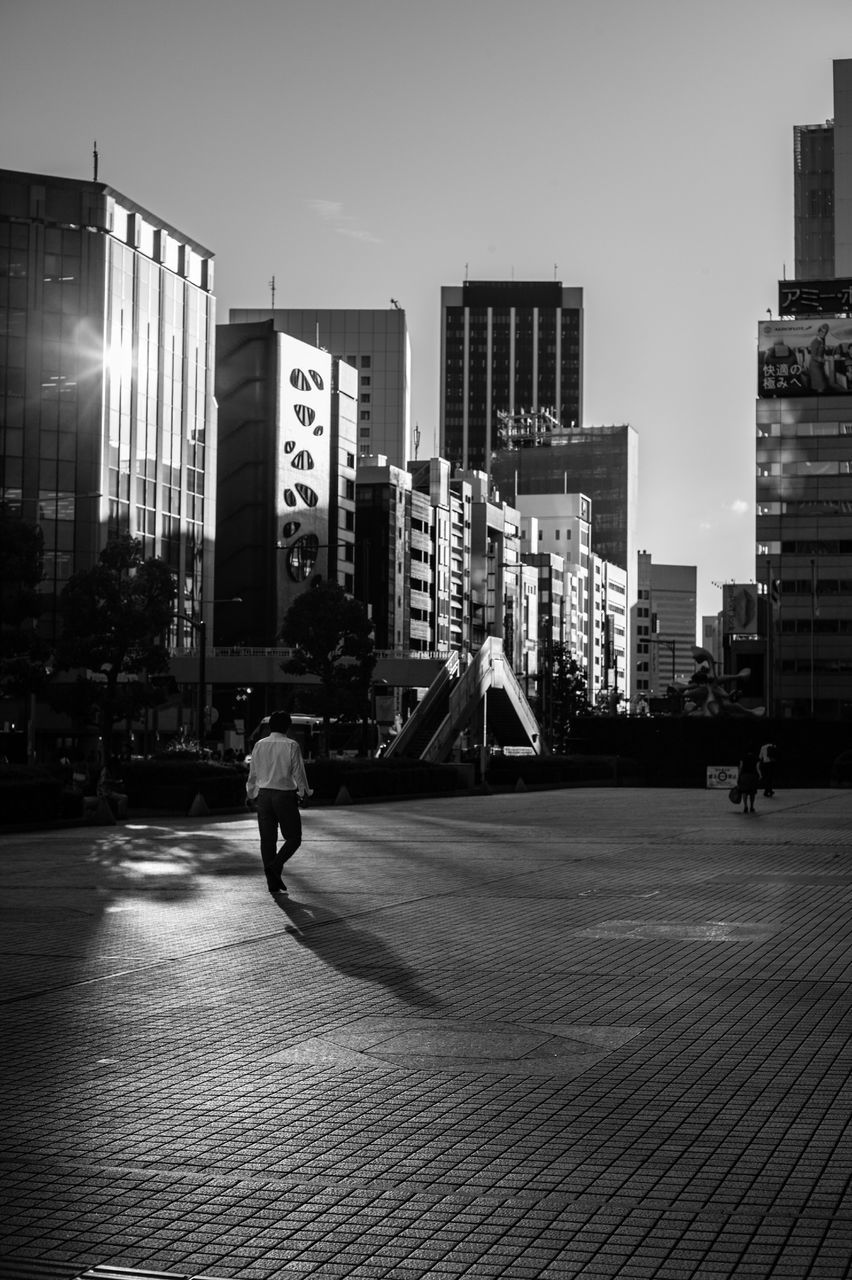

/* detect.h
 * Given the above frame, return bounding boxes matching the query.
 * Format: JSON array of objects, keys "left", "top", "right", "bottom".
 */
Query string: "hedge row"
[
  {"left": 122, "top": 757, "right": 247, "bottom": 810},
  {"left": 485, "top": 754, "right": 633, "bottom": 788},
  {"left": 306, "top": 758, "right": 463, "bottom": 802},
  {"left": 0, "top": 765, "right": 65, "bottom": 823}
]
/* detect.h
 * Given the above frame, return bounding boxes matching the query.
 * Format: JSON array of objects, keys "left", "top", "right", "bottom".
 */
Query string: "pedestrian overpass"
[{"left": 383, "top": 636, "right": 545, "bottom": 763}]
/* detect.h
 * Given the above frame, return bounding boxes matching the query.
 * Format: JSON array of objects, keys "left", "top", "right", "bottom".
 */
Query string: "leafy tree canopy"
[
  {"left": 279, "top": 579, "right": 376, "bottom": 725},
  {"left": 56, "top": 534, "right": 176, "bottom": 677},
  {"left": 53, "top": 535, "right": 177, "bottom": 752},
  {"left": 0, "top": 504, "right": 50, "bottom": 698}
]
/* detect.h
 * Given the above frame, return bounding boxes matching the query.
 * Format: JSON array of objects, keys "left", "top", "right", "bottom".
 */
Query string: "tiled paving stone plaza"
[{"left": 0, "top": 786, "right": 850, "bottom": 1279}]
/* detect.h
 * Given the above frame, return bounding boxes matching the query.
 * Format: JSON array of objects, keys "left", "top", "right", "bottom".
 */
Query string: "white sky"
[{"left": 2, "top": 0, "right": 850, "bottom": 620}]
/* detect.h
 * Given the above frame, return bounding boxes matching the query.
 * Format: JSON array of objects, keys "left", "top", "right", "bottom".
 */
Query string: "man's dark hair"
[{"left": 268, "top": 711, "right": 292, "bottom": 734}]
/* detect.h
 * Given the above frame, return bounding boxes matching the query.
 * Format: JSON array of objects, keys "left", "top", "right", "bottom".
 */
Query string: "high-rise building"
[
  {"left": 0, "top": 167, "right": 216, "bottom": 640},
  {"left": 490, "top": 423, "right": 638, "bottom": 573},
  {"left": 634, "top": 552, "right": 697, "bottom": 698},
  {"left": 757, "top": 60, "right": 852, "bottom": 718},
  {"left": 794, "top": 59, "right": 852, "bottom": 278},
  {"left": 439, "top": 280, "right": 583, "bottom": 474},
  {"left": 214, "top": 320, "right": 357, "bottom": 645},
  {"left": 230, "top": 307, "right": 411, "bottom": 467}
]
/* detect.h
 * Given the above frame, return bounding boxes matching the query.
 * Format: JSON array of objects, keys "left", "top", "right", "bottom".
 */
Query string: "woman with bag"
[{"left": 737, "top": 750, "right": 760, "bottom": 814}]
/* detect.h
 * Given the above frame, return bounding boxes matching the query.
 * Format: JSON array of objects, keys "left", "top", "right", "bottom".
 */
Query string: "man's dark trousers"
[{"left": 256, "top": 788, "right": 302, "bottom": 889}]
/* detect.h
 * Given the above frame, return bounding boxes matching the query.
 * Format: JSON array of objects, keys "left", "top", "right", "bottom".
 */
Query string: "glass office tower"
[{"left": 0, "top": 169, "right": 216, "bottom": 640}]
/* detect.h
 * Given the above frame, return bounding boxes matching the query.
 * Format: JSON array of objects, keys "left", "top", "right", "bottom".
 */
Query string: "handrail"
[{"left": 383, "top": 650, "right": 460, "bottom": 758}]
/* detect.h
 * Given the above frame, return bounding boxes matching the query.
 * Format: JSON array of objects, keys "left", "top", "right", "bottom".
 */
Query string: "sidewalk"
[{"left": 1, "top": 787, "right": 850, "bottom": 1279}]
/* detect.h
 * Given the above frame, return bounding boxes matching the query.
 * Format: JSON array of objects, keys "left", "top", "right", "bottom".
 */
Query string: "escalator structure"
[{"left": 384, "top": 637, "right": 544, "bottom": 763}]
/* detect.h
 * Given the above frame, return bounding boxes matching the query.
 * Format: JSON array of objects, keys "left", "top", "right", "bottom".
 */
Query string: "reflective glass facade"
[{"left": 0, "top": 169, "right": 215, "bottom": 640}]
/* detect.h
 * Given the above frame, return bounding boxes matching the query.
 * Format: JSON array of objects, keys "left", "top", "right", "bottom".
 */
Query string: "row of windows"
[
  {"left": 758, "top": 500, "right": 852, "bottom": 515},
  {"left": 757, "top": 420, "right": 852, "bottom": 437},
  {"left": 775, "top": 577, "right": 852, "bottom": 595},
  {"left": 780, "top": 618, "right": 852, "bottom": 633},
  {"left": 757, "top": 461, "right": 852, "bottom": 476}
]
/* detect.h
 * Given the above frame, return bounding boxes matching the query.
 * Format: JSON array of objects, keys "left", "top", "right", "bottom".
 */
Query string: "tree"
[
  {"left": 54, "top": 535, "right": 176, "bottom": 758},
  {"left": 0, "top": 505, "right": 50, "bottom": 694},
  {"left": 279, "top": 579, "right": 376, "bottom": 753},
  {"left": 551, "top": 642, "right": 590, "bottom": 750},
  {"left": 0, "top": 506, "right": 50, "bottom": 759}
]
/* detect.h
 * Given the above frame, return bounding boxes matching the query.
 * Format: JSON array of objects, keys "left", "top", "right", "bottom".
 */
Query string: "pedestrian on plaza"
[
  {"left": 758, "top": 742, "right": 777, "bottom": 797},
  {"left": 246, "top": 710, "right": 313, "bottom": 897},
  {"left": 737, "top": 749, "right": 760, "bottom": 814}
]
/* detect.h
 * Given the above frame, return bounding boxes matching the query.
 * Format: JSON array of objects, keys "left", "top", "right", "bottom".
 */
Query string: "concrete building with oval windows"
[{"left": 213, "top": 319, "right": 358, "bottom": 650}]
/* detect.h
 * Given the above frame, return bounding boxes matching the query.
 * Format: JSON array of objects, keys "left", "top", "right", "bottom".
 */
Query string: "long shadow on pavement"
[{"left": 274, "top": 894, "right": 442, "bottom": 1012}]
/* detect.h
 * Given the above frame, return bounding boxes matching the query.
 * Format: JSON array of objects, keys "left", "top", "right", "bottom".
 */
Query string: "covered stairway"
[{"left": 383, "top": 637, "right": 545, "bottom": 763}]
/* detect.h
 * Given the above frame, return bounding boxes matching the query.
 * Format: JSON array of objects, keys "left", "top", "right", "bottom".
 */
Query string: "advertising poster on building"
[
  {"left": 722, "top": 583, "right": 758, "bottom": 636},
  {"left": 758, "top": 318, "right": 852, "bottom": 398}
]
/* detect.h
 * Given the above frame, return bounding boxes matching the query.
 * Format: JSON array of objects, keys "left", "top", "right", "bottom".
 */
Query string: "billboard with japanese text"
[
  {"left": 778, "top": 279, "right": 852, "bottom": 316},
  {"left": 758, "top": 318, "right": 852, "bottom": 398}
]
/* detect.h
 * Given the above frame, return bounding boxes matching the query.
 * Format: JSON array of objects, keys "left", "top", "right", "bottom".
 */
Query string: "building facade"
[
  {"left": 756, "top": 59, "right": 852, "bottom": 718},
  {"left": 0, "top": 168, "right": 217, "bottom": 644},
  {"left": 440, "top": 280, "right": 583, "bottom": 474},
  {"left": 756, "top": 397, "right": 852, "bottom": 717},
  {"left": 634, "top": 552, "right": 697, "bottom": 699},
  {"left": 794, "top": 59, "right": 852, "bottom": 279},
  {"left": 214, "top": 320, "right": 357, "bottom": 645},
  {"left": 230, "top": 307, "right": 412, "bottom": 467}
]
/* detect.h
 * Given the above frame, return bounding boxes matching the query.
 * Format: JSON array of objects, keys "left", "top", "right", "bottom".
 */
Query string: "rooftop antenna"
[
  {"left": 413, "top": 421, "right": 421, "bottom": 459},
  {"left": 554, "top": 263, "right": 558, "bottom": 280},
  {"left": 92, "top": 140, "right": 99, "bottom": 182},
  {"left": 269, "top": 274, "right": 276, "bottom": 312},
  {"left": 465, "top": 262, "right": 469, "bottom": 281}
]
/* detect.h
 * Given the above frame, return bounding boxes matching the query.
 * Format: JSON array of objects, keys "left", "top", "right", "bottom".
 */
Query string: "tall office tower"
[
  {"left": 439, "top": 280, "right": 583, "bottom": 474},
  {"left": 794, "top": 59, "right": 852, "bottom": 278},
  {"left": 634, "top": 552, "right": 697, "bottom": 698},
  {"left": 758, "top": 60, "right": 852, "bottom": 718},
  {"left": 214, "top": 320, "right": 357, "bottom": 645},
  {"left": 230, "top": 307, "right": 411, "bottom": 467},
  {"left": 0, "top": 168, "right": 216, "bottom": 638}
]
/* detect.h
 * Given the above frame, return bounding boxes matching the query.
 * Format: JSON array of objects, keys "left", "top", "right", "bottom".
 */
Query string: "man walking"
[{"left": 246, "top": 711, "right": 312, "bottom": 896}]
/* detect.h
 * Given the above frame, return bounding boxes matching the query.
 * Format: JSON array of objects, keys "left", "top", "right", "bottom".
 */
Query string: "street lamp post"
[
  {"left": 650, "top": 636, "right": 677, "bottom": 690},
  {"left": 173, "top": 614, "right": 205, "bottom": 744},
  {"left": 174, "top": 599, "right": 241, "bottom": 746}
]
